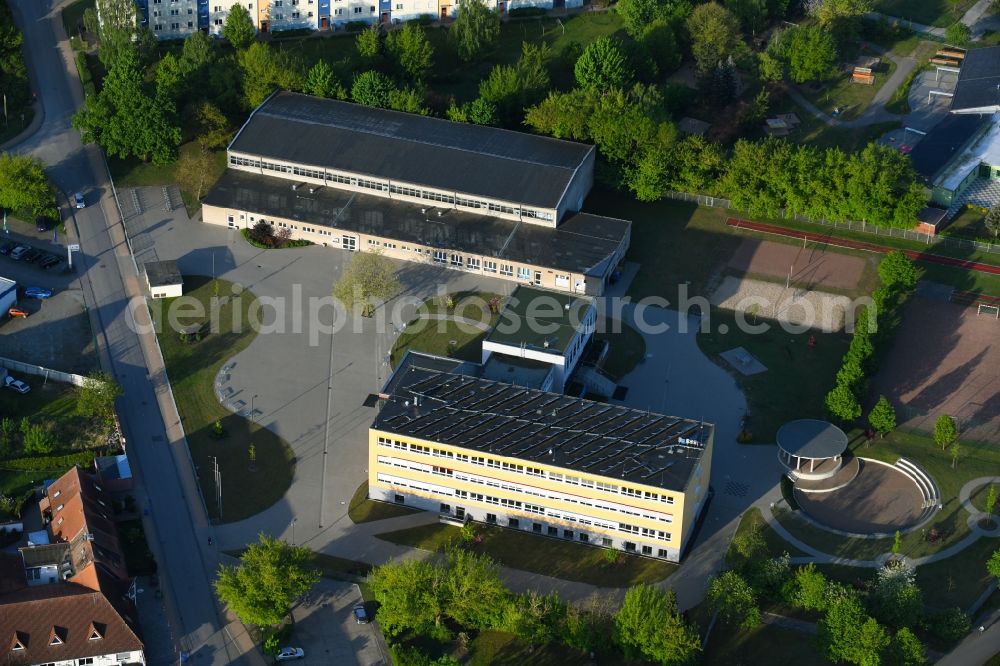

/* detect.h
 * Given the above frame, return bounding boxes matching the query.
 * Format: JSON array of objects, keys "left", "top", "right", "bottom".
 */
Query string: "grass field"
[
  {"left": 728, "top": 508, "right": 809, "bottom": 565},
  {"left": 468, "top": 630, "right": 589, "bottom": 666},
  {"left": 874, "top": 0, "right": 977, "bottom": 27},
  {"left": 348, "top": 480, "right": 421, "bottom": 524},
  {"left": 798, "top": 56, "right": 897, "bottom": 122},
  {"left": 702, "top": 623, "right": 826, "bottom": 666},
  {"left": 389, "top": 317, "right": 489, "bottom": 368},
  {"left": 772, "top": 429, "right": 1000, "bottom": 565},
  {"left": 698, "top": 307, "right": 850, "bottom": 443},
  {"left": 151, "top": 276, "right": 295, "bottom": 522},
  {"left": 916, "top": 534, "right": 1000, "bottom": 610},
  {"left": 376, "top": 522, "right": 677, "bottom": 587}
]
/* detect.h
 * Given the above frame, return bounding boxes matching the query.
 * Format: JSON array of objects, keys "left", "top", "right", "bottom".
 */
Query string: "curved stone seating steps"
[{"left": 895, "top": 457, "right": 940, "bottom": 508}]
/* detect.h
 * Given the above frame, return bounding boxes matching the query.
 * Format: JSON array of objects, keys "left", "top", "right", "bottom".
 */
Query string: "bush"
[
  {"left": 0, "top": 451, "right": 97, "bottom": 472},
  {"left": 345, "top": 21, "right": 369, "bottom": 32},
  {"left": 407, "top": 14, "right": 435, "bottom": 26},
  {"left": 508, "top": 7, "right": 546, "bottom": 17},
  {"left": 69, "top": 36, "right": 85, "bottom": 51},
  {"left": 927, "top": 607, "right": 971, "bottom": 645}
]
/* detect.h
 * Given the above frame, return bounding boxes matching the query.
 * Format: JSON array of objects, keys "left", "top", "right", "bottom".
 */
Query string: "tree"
[
  {"left": 726, "top": 0, "right": 769, "bottom": 34},
  {"left": 447, "top": 97, "right": 498, "bottom": 125},
  {"left": 500, "top": 590, "right": 566, "bottom": 646},
  {"left": 616, "top": 0, "right": 690, "bottom": 38},
  {"left": 788, "top": 563, "right": 829, "bottom": 611},
  {"left": 985, "top": 485, "right": 997, "bottom": 522},
  {"left": 945, "top": 22, "right": 970, "bottom": 46},
  {"left": 23, "top": 424, "right": 55, "bottom": 454},
  {"left": 304, "top": 60, "right": 342, "bottom": 99},
  {"left": 237, "top": 43, "right": 304, "bottom": 110},
  {"left": 785, "top": 26, "right": 837, "bottom": 83},
  {"left": 868, "top": 395, "right": 896, "bottom": 438},
  {"left": 155, "top": 52, "right": 185, "bottom": 103},
  {"left": 985, "top": 204, "right": 1000, "bottom": 239},
  {"left": 95, "top": 0, "right": 139, "bottom": 66},
  {"left": 825, "top": 382, "right": 861, "bottom": 422},
  {"left": 987, "top": 548, "right": 1000, "bottom": 580},
  {"left": 731, "top": 518, "right": 766, "bottom": 560},
  {"left": 176, "top": 148, "right": 217, "bottom": 200},
  {"left": 450, "top": 0, "right": 501, "bottom": 62},
  {"left": 249, "top": 220, "right": 275, "bottom": 246},
  {"left": 72, "top": 49, "right": 182, "bottom": 164},
  {"left": 807, "top": 0, "right": 873, "bottom": 29},
  {"left": 949, "top": 441, "right": 961, "bottom": 469},
  {"left": 758, "top": 50, "right": 784, "bottom": 81},
  {"left": 388, "top": 87, "right": 429, "bottom": 114},
  {"left": 562, "top": 594, "right": 615, "bottom": 655},
  {"left": 878, "top": 251, "right": 920, "bottom": 290},
  {"left": 83, "top": 8, "right": 100, "bottom": 38},
  {"left": 885, "top": 628, "right": 925, "bottom": 666},
  {"left": 574, "top": 37, "right": 633, "bottom": 90},
  {"left": 333, "top": 249, "right": 400, "bottom": 317},
  {"left": 614, "top": 585, "right": 701, "bottom": 665},
  {"left": 933, "top": 414, "right": 957, "bottom": 450},
  {"left": 686, "top": 2, "right": 742, "bottom": 76},
  {"left": 871, "top": 563, "right": 923, "bottom": 630},
  {"left": 0, "top": 154, "right": 55, "bottom": 218},
  {"left": 641, "top": 19, "right": 682, "bottom": 75},
  {"left": 818, "top": 595, "right": 890, "bottom": 665},
  {"left": 928, "top": 607, "right": 970, "bottom": 644},
  {"left": 386, "top": 24, "right": 434, "bottom": 81},
  {"left": 355, "top": 25, "right": 381, "bottom": 59},
  {"left": 351, "top": 70, "right": 395, "bottom": 109},
  {"left": 706, "top": 571, "right": 759, "bottom": 629},
  {"left": 77, "top": 371, "right": 124, "bottom": 428},
  {"left": 192, "top": 101, "right": 232, "bottom": 150},
  {"left": 442, "top": 549, "right": 510, "bottom": 630},
  {"left": 214, "top": 534, "right": 319, "bottom": 627},
  {"left": 181, "top": 30, "right": 216, "bottom": 75},
  {"left": 223, "top": 4, "right": 256, "bottom": 49}
]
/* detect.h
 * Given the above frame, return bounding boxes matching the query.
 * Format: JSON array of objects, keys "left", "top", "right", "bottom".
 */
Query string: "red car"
[{"left": 8, "top": 307, "right": 28, "bottom": 318}]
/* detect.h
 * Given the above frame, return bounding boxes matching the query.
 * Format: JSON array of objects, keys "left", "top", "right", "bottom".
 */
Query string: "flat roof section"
[
  {"left": 777, "top": 420, "right": 848, "bottom": 459},
  {"left": 481, "top": 354, "right": 554, "bottom": 389},
  {"left": 203, "top": 170, "right": 629, "bottom": 277},
  {"left": 230, "top": 92, "right": 594, "bottom": 209},
  {"left": 951, "top": 46, "right": 1000, "bottom": 112},
  {"left": 486, "top": 285, "right": 592, "bottom": 354},
  {"left": 374, "top": 356, "right": 712, "bottom": 492},
  {"left": 144, "top": 260, "right": 182, "bottom": 287},
  {"left": 908, "top": 113, "right": 990, "bottom": 182}
]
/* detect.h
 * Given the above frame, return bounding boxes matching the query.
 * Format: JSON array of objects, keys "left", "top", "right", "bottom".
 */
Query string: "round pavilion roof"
[{"left": 777, "top": 419, "right": 848, "bottom": 459}]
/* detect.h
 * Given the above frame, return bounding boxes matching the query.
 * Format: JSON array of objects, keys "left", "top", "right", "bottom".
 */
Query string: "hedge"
[{"left": 0, "top": 450, "right": 98, "bottom": 472}]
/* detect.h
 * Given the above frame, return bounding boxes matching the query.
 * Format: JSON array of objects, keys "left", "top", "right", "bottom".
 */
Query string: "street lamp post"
[
  {"left": 290, "top": 518, "right": 297, "bottom": 546},
  {"left": 251, "top": 394, "right": 258, "bottom": 421}
]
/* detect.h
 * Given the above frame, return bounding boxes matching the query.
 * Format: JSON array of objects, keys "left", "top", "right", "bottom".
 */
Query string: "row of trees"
[
  {"left": 825, "top": 251, "right": 920, "bottom": 423},
  {"left": 0, "top": 0, "right": 30, "bottom": 122},
  {"left": 370, "top": 546, "right": 701, "bottom": 664},
  {"left": 712, "top": 518, "right": 969, "bottom": 665}
]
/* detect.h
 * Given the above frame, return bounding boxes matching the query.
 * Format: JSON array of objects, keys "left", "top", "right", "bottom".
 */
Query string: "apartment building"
[
  {"left": 368, "top": 354, "right": 714, "bottom": 562},
  {"left": 144, "top": 0, "right": 202, "bottom": 39},
  {"left": 203, "top": 92, "right": 630, "bottom": 295}
]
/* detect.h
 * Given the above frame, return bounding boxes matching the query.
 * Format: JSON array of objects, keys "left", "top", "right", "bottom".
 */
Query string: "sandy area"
[
  {"left": 728, "top": 238, "right": 868, "bottom": 292},
  {"left": 711, "top": 276, "right": 853, "bottom": 332}
]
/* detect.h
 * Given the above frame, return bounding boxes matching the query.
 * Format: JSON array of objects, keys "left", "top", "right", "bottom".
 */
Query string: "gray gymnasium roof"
[
  {"left": 229, "top": 92, "right": 595, "bottom": 209},
  {"left": 374, "top": 354, "right": 713, "bottom": 492},
  {"left": 204, "top": 170, "right": 629, "bottom": 277},
  {"left": 951, "top": 46, "right": 1000, "bottom": 113}
]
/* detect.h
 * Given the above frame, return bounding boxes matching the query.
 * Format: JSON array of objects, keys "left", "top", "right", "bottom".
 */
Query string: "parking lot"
[
  {"left": 288, "top": 579, "right": 388, "bottom": 666},
  {"left": 0, "top": 224, "right": 98, "bottom": 374}
]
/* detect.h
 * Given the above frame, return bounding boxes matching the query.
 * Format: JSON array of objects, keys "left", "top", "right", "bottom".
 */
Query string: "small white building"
[
  {"left": 144, "top": 261, "right": 183, "bottom": 299},
  {"left": 0, "top": 276, "right": 17, "bottom": 315},
  {"left": 481, "top": 286, "right": 595, "bottom": 392}
]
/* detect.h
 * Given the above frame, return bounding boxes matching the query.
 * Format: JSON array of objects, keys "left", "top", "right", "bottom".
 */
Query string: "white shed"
[{"left": 144, "top": 260, "right": 183, "bottom": 299}]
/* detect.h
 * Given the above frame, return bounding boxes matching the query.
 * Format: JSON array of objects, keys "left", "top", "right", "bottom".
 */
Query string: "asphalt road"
[{"left": 8, "top": 2, "right": 244, "bottom": 663}]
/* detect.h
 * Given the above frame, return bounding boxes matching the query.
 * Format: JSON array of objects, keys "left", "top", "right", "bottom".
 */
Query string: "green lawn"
[
  {"left": 698, "top": 307, "right": 851, "bottom": 443},
  {"left": 971, "top": 482, "right": 998, "bottom": 514},
  {"left": 416, "top": 290, "right": 503, "bottom": 321},
  {"left": 348, "top": 480, "right": 421, "bottom": 524},
  {"left": 150, "top": 276, "right": 295, "bottom": 522},
  {"left": 916, "top": 535, "right": 1000, "bottom": 610},
  {"left": 874, "top": 0, "right": 977, "bottom": 27},
  {"left": 942, "top": 205, "right": 998, "bottom": 243},
  {"left": 593, "top": 318, "right": 646, "bottom": 381},
  {"left": 311, "top": 552, "right": 373, "bottom": 580},
  {"left": 702, "top": 623, "right": 826, "bottom": 666},
  {"left": 0, "top": 107, "right": 34, "bottom": 146},
  {"left": 728, "top": 508, "right": 809, "bottom": 566},
  {"left": 468, "top": 630, "right": 590, "bottom": 666},
  {"left": 772, "top": 429, "right": 1000, "bottom": 562},
  {"left": 376, "top": 522, "right": 677, "bottom": 587},
  {"left": 390, "top": 317, "right": 489, "bottom": 368},
  {"left": 797, "top": 54, "right": 897, "bottom": 122},
  {"left": 108, "top": 142, "right": 228, "bottom": 215}
]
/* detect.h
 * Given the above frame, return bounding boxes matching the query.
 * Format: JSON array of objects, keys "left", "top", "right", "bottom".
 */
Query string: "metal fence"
[
  {"left": 662, "top": 190, "right": 1000, "bottom": 255},
  {"left": 0, "top": 357, "right": 87, "bottom": 386}
]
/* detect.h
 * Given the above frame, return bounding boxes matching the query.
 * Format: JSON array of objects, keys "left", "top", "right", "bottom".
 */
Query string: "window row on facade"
[
  {"left": 377, "top": 437, "right": 676, "bottom": 504},
  {"left": 230, "top": 155, "right": 555, "bottom": 222},
  {"left": 376, "top": 472, "right": 673, "bottom": 544}
]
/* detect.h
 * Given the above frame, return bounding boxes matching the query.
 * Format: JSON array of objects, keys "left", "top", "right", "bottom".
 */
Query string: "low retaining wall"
[{"left": 0, "top": 357, "right": 87, "bottom": 387}]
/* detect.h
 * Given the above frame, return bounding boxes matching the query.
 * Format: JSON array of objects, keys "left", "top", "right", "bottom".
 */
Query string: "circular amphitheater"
[{"left": 778, "top": 420, "right": 940, "bottom": 536}]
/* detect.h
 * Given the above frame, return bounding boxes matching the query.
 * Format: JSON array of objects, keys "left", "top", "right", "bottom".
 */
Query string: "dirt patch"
[
  {"left": 711, "top": 276, "right": 853, "bottom": 332},
  {"left": 795, "top": 459, "right": 926, "bottom": 534},
  {"left": 728, "top": 238, "right": 867, "bottom": 292},
  {"left": 871, "top": 296, "right": 1000, "bottom": 444}
]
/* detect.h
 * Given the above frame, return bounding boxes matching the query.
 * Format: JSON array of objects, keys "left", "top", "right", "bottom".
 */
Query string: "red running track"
[{"left": 725, "top": 217, "right": 1000, "bottom": 277}]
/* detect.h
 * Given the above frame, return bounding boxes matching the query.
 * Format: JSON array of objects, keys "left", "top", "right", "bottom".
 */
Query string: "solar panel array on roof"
[{"left": 374, "top": 356, "right": 713, "bottom": 491}]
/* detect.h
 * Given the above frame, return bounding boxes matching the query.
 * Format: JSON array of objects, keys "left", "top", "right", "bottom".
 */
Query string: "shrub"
[
  {"left": 508, "top": 7, "right": 545, "bottom": 17},
  {"left": 1, "top": 451, "right": 97, "bottom": 472},
  {"left": 927, "top": 607, "right": 970, "bottom": 645},
  {"left": 345, "top": 21, "right": 370, "bottom": 32}
]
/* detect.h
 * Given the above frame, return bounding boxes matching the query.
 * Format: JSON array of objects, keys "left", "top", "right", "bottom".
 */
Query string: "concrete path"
[
  {"left": 785, "top": 43, "right": 917, "bottom": 129},
  {"left": 865, "top": 12, "right": 944, "bottom": 39}
]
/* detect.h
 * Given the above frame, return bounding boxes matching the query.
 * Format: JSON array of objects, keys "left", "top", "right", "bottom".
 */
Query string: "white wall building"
[{"left": 0, "top": 277, "right": 16, "bottom": 316}]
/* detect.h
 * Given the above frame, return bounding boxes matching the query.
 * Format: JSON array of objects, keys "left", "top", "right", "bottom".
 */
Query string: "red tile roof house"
[{"left": 0, "top": 466, "right": 145, "bottom": 665}]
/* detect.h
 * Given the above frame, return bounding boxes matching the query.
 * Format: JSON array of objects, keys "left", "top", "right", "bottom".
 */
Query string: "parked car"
[
  {"left": 8, "top": 306, "right": 28, "bottom": 318},
  {"left": 35, "top": 217, "right": 47, "bottom": 232},
  {"left": 10, "top": 245, "right": 30, "bottom": 260},
  {"left": 21, "top": 248, "right": 41, "bottom": 263},
  {"left": 0, "top": 241, "right": 14, "bottom": 255},
  {"left": 352, "top": 604, "right": 369, "bottom": 624},
  {"left": 274, "top": 647, "right": 304, "bottom": 661},
  {"left": 39, "top": 254, "right": 61, "bottom": 269},
  {"left": 3, "top": 375, "right": 30, "bottom": 394},
  {"left": 23, "top": 287, "right": 53, "bottom": 299},
  {"left": 74, "top": 192, "right": 85, "bottom": 209}
]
